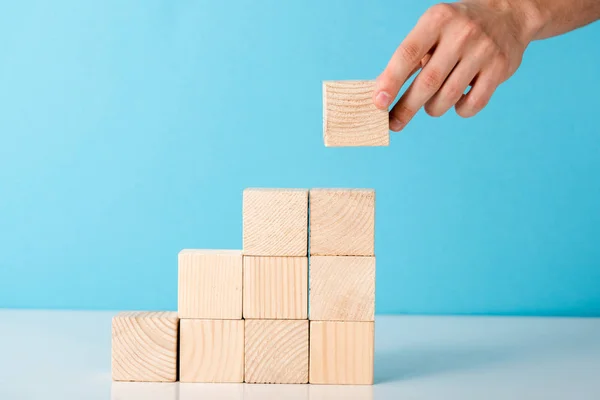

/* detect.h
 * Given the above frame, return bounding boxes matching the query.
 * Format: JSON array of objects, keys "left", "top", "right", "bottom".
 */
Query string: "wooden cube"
[
  {"left": 323, "top": 80, "right": 389, "bottom": 147},
  {"left": 179, "top": 319, "right": 244, "bottom": 383},
  {"left": 243, "top": 256, "right": 308, "bottom": 319},
  {"left": 309, "top": 321, "right": 374, "bottom": 385},
  {"left": 243, "top": 189, "right": 308, "bottom": 256},
  {"left": 178, "top": 249, "right": 242, "bottom": 319},
  {"left": 112, "top": 311, "right": 178, "bottom": 382},
  {"left": 309, "top": 189, "right": 375, "bottom": 256},
  {"left": 245, "top": 320, "right": 309, "bottom": 384},
  {"left": 309, "top": 256, "right": 375, "bottom": 321}
]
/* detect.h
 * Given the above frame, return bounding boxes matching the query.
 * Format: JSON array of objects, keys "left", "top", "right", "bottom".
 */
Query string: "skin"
[{"left": 373, "top": 0, "right": 600, "bottom": 131}]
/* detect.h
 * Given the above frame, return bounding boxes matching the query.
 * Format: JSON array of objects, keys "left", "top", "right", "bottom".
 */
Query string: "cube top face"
[
  {"left": 243, "top": 188, "right": 309, "bottom": 256},
  {"left": 309, "top": 189, "right": 375, "bottom": 256},
  {"left": 179, "top": 319, "right": 244, "bottom": 383},
  {"left": 309, "top": 321, "right": 374, "bottom": 385},
  {"left": 116, "top": 311, "right": 178, "bottom": 320},
  {"left": 309, "top": 256, "right": 375, "bottom": 321},
  {"left": 112, "top": 311, "right": 179, "bottom": 382},
  {"left": 243, "top": 256, "right": 308, "bottom": 320},
  {"left": 178, "top": 250, "right": 242, "bottom": 319},
  {"left": 179, "top": 249, "right": 242, "bottom": 256},
  {"left": 245, "top": 320, "right": 309, "bottom": 384},
  {"left": 323, "top": 80, "right": 389, "bottom": 147}
]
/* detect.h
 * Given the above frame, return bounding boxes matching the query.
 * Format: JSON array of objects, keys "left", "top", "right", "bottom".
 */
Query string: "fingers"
[
  {"left": 424, "top": 41, "right": 494, "bottom": 117},
  {"left": 388, "top": 37, "right": 462, "bottom": 131},
  {"left": 454, "top": 58, "right": 505, "bottom": 118},
  {"left": 373, "top": 10, "right": 446, "bottom": 110}
]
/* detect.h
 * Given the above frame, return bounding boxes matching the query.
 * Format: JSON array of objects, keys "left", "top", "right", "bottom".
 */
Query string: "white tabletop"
[{"left": 1, "top": 310, "right": 599, "bottom": 399}]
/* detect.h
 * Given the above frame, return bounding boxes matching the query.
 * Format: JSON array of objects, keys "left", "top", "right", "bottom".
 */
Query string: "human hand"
[{"left": 374, "top": 1, "right": 536, "bottom": 131}]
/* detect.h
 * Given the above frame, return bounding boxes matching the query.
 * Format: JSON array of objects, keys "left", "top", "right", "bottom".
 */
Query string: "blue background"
[{"left": 1, "top": 0, "right": 599, "bottom": 316}]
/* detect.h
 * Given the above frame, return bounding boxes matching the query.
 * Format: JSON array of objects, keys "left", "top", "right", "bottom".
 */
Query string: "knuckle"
[
  {"left": 458, "top": 20, "right": 482, "bottom": 43},
  {"left": 419, "top": 68, "right": 444, "bottom": 91},
  {"left": 427, "top": 3, "right": 456, "bottom": 24},
  {"left": 444, "top": 84, "right": 464, "bottom": 101},
  {"left": 467, "top": 93, "right": 489, "bottom": 112},
  {"left": 397, "top": 42, "right": 421, "bottom": 64},
  {"left": 495, "top": 53, "right": 511, "bottom": 76},
  {"left": 479, "top": 36, "right": 498, "bottom": 56}
]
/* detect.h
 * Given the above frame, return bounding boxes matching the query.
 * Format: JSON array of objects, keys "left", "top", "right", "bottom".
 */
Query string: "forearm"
[{"left": 504, "top": 0, "right": 600, "bottom": 41}]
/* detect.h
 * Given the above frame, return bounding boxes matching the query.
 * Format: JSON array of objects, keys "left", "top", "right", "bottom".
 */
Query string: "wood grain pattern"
[
  {"left": 309, "top": 321, "right": 374, "bottom": 385},
  {"left": 179, "top": 319, "right": 244, "bottom": 383},
  {"left": 243, "top": 256, "right": 308, "bottom": 319},
  {"left": 245, "top": 320, "right": 309, "bottom": 384},
  {"left": 111, "top": 311, "right": 179, "bottom": 382},
  {"left": 309, "top": 189, "right": 375, "bottom": 256},
  {"left": 243, "top": 189, "right": 308, "bottom": 256},
  {"left": 178, "top": 249, "right": 242, "bottom": 319},
  {"left": 309, "top": 256, "right": 375, "bottom": 321},
  {"left": 323, "top": 80, "right": 389, "bottom": 147}
]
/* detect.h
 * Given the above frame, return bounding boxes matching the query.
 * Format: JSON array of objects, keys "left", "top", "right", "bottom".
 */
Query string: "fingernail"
[
  {"left": 375, "top": 91, "right": 392, "bottom": 109},
  {"left": 390, "top": 117, "right": 404, "bottom": 131}
]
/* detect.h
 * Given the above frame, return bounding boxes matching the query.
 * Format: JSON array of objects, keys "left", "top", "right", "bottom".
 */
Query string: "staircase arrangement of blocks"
[{"left": 112, "top": 187, "right": 376, "bottom": 385}]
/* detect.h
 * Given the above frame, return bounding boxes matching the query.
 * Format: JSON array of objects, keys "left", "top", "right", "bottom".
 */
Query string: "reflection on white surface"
[
  {"left": 179, "top": 382, "right": 244, "bottom": 400},
  {"left": 309, "top": 384, "right": 374, "bottom": 400},
  {"left": 111, "top": 382, "right": 178, "bottom": 400},
  {"left": 110, "top": 382, "right": 376, "bottom": 400},
  {"left": 244, "top": 383, "right": 309, "bottom": 400}
]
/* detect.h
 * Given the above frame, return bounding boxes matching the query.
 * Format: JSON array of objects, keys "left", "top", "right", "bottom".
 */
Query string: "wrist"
[
  {"left": 504, "top": 0, "right": 549, "bottom": 43},
  {"left": 512, "top": 0, "right": 549, "bottom": 42},
  {"left": 474, "top": 0, "right": 548, "bottom": 44}
]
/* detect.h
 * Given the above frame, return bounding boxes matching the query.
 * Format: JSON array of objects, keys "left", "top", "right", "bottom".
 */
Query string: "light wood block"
[
  {"left": 309, "top": 189, "right": 375, "bottom": 256},
  {"left": 111, "top": 311, "right": 179, "bottom": 382},
  {"left": 178, "top": 249, "right": 242, "bottom": 319},
  {"left": 309, "top": 256, "right": 375, "bottom": 321},
  {"left": 179, "top": 319, "right": 244, "bottom": 383},
  {"left": 243, "top": 256, "right": 308, "bottom": 319},
  {"left": 245, "top": 320, "right": 309, "bottom": 384},
  {"left": 243, "top": 188, "right": 308, "bottom": 256},
  {"left": 309, "top": 321, "right": 374, "bottom": 385},
  {"left": 323, "top": 80, "right": 389, "bottom": 147}
]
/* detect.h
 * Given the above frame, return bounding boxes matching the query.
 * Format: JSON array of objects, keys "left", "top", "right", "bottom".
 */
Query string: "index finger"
[{"left": 373, "top": 9, "right": 444, "bottom": 109}]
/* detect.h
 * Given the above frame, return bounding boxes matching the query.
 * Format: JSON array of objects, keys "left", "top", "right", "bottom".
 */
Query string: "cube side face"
[
  {"left": 309, "top": 189, "right": 375, "bottom": 256},
  {"left": 323, "top": 81, "right": 389, "bottom": 147},
  {"left": 243, "top": 256, "right": 308, "bottom": 319},
  {"left": 178, "top": 251, "right": 243, "bottom": 319},
  {"left": 309, "top": 321, "right": 374, "bottom": 385},
  {"left": 309, "top": 256, "right": 375, "bottom": 321},
  {"left": 245, "top": 320, "right": 309, "bottom": 384},
  {"left": 243, "top": 189, "right": 309, "bottom": 256},
  {"left": 111, "top": 313, "right": 179, "bottom": 382},
  {"left": 179, "top": 319, "right": 244, "bottom": 383}
]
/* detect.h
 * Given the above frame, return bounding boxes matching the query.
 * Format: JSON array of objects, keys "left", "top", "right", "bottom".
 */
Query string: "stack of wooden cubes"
[
  {"left": 111, "top": 188, "right": 375, "bottom": 385},
  {"left": 112, "top": 79, "right": 383, "bottom": 386}
]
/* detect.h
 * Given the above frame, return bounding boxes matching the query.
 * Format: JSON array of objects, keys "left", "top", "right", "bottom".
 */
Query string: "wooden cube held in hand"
[
  {"left": 309, "top": 256, "right": 375, "bottom": 321},
  {"left": 243, "top": 188, "right": 309, "bottom": 256},
  {"left": 179, "top": 319, "right": 244, "bottom": 383},
  {"left": 245, "top": 320, "right": 309, "bottom": 384},
  {"left": 178, "top": 249, "right": 243, "bottom": 319},
  {"left": 309, "top": 189, "right": 375, "bottom": 256},
  {"left": 112, "top": 311, "right": 179, "bottom": 382},
  {"left": 309, "top": 321, "right": 374, "bottom": 385},
  {"left": 323, "top": 80, "right": 389, "bottom": 147}
]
